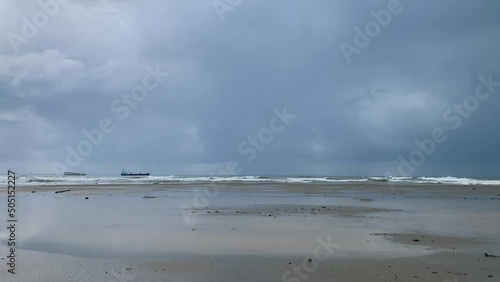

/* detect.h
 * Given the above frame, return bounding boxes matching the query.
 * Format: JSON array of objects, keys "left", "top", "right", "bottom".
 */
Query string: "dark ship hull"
[
  {"left": 121, "top": 173, "right": 150, "bottom": 176},
  {"left": 121, "top": 169, "right": 149, "bottom": 176}
]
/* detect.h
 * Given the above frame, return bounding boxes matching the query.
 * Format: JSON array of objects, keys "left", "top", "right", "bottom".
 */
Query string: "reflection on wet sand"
[{"left": 0, "top": 182, "right": 499, "bottom": 281}]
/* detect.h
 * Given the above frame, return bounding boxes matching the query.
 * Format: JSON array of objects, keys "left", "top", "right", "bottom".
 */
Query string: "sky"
[{"left": 1, "top": 0, "right": 500, "bottom": 177}]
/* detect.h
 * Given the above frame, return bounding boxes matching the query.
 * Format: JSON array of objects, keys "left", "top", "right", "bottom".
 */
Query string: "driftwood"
[
  {"left": 484, "top": 253, "right": 498, "bottom": 257},
  {"left": 55, "top": 189, "right": 71, "bottom": 194}
]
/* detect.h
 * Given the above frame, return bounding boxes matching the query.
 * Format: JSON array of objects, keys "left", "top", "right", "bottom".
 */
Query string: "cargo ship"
[{"left": 121, "top": 169, "right": 150, "bottom": 176}]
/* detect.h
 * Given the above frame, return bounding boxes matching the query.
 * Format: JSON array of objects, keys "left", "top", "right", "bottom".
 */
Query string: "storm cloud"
[{"left": 1, "top": 0, "right": 500, "bottom": 177}]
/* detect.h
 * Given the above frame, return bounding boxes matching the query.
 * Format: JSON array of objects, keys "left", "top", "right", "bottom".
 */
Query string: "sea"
[{"left": 3, "top": 175, "right": 500, "bottom": 186}]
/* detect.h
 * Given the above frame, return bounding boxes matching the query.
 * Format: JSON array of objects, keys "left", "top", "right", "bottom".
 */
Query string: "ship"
[
  {"left": 121, "top": 169, "right": 150, "bottom": 176},
  {"left": 64, "top": 171, "right": 86, "bottom": 176}
]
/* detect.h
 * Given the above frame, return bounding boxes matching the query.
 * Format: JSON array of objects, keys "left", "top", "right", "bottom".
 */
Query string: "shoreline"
[{"left": 7, "top": 181, "right": 500, "bottom": 192}]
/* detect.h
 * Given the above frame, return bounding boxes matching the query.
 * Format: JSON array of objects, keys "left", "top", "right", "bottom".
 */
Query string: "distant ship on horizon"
[
  {"left": 64, "top": 171, "right": 86, "bottom": 176},
  {"left": 121, "top": 169, "right": 150, "bottom": 177}
]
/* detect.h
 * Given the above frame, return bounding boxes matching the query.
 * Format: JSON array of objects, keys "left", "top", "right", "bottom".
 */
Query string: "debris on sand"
[
  {"left": 484, "top": 253, "right": 498, "bottom": 258},
  {"left": 55, "top": 189, "right": 71, "bottom": 194}
]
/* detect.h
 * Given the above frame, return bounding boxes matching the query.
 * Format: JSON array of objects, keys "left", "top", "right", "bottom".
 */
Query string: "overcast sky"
[{"left": 1, "top": 0, "right": 499, "bottom": 177}]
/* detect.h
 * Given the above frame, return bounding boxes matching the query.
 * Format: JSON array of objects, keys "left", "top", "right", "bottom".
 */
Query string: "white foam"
[
  {"left": 386, "top": 176, "right": 500, "bottom": 185},
  {"left": 3, "top": 175, "right": 499, "bottom": 186}
]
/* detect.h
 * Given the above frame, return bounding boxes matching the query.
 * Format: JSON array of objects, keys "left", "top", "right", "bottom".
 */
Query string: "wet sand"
[{"left": 1, "top": 182, "right": 499, "bottom": 281}]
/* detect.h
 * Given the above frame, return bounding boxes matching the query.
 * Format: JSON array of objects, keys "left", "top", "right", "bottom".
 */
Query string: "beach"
[{"left": 1, "top": 181, "right": 499, "bottom": 281}]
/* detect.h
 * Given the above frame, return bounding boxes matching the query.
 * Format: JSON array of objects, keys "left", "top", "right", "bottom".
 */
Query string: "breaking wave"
[{"left": 2, "top": 175, "right": 499, "bottom": 186}]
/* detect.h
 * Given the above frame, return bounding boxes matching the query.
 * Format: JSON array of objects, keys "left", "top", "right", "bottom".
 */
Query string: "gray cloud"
[{"left": 1, "top": 0, "right": 500, "bottom": 177}]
